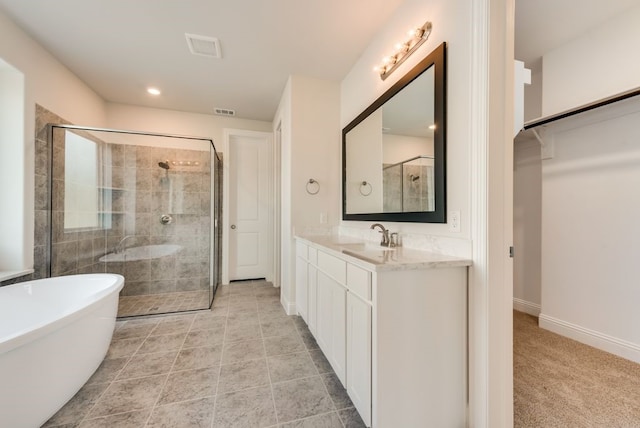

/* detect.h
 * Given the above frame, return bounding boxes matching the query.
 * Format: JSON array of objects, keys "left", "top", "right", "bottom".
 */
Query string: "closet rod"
[{"left": 523, "top": 87, "right": 640, "bottom": 130}]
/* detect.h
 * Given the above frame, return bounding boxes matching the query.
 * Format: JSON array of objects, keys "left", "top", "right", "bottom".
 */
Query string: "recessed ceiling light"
[{"left": 147, "top": 87, "right": 161, "bottom": 96}]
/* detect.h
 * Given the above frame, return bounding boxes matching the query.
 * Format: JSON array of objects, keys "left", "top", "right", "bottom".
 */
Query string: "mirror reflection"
[
  {"left": 346, "top": 67, "right": 434, "bottom": 214},
  {"left": 342, "top": 42, "right": 446, "bottom": 223}
]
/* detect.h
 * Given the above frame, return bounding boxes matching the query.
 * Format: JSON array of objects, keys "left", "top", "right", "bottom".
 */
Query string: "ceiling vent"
[
  {"left": 214, "top": 107, "right": 236, "bottom": 117},
  {"left": 185, "top": 33, "right": 222, "bottom": 58}
]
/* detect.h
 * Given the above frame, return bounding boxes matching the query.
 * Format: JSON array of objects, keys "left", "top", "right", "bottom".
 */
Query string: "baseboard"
[
  {"left": 539, "top": 314, "right": 640, "bottom": 364},
  {"left": 280, "top": 295, "right": 297, "bottom": 316},
  {"left": 513, "top": 298, "right": 540, "bottom": 316}
]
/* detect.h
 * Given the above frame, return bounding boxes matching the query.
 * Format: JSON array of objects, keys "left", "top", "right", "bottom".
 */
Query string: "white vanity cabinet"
[
  {"left": 295, "top": 241, "right": 308, "bottom": 322},
  {"left": 294, "top": 236, "right": 470, "bottom": 428},
  {"left": 307, "top": 253, "right": 318, "bottom": 334}
]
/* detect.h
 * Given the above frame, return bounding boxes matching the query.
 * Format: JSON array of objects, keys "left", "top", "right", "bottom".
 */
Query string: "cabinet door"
[
  {"left": 331, "top": 281, "right": 347, "bottom": 384},
  {"left": 347, "top": 292, "right": 372, "bottom": 427},
  {"left": 316, "top": 271, "right": 333, "bottom": 357},
  {"left": 316, "top": 271, "right": 347, "bottom": 384},
  {"left": 295, "top": 256, "right": 308, "bottom": 321},
  {"left": 307, "top": 264, "right": 318, "bottom": 335}
]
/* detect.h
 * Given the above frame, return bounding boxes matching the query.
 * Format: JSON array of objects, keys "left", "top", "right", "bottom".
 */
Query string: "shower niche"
[{"left": 49, "top": 125, "right": 222, "bottom": 318}]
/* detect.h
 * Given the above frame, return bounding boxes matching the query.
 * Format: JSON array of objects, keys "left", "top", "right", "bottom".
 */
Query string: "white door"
[{"left": 228, "top": 133, "right": 270, "bottom": 281}]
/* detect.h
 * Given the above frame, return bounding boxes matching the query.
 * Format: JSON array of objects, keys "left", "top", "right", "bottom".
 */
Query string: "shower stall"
[
  {"left": 48, "top": 125, "right": 222, "bottom": 318},
  {"left": 382, "top": 155, "right": 435, "bottom": 212}
]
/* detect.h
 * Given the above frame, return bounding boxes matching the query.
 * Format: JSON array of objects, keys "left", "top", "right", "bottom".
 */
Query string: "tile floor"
[
  {"left": 117, "top": 290, "right": 211, "bottom": 318},
  {"left": 44, "top": 280, "right": 366, "bottom": 427}
]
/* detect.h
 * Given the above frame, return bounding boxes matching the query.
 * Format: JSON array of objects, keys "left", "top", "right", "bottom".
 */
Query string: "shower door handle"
[{"left": 230, "top": 224, "right": 236, "bottom": 229}]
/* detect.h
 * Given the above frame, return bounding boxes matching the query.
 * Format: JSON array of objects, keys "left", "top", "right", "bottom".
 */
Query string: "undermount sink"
[
  {"left": 339, "top": 242, "right": 397, "bottom": 252},
  {"left": 340, "top": 241, "right": 400, "bottom": 264}
]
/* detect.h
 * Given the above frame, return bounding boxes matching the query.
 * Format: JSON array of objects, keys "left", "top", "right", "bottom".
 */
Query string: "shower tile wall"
[
  {"left": 382, "top": 163, "right": 432, "bottom": 212},
  {"left": 402, "top": 164, "right": 430, "bottom": 212},
  {"left": 383, "top": 164, "right": 402, "bottom": 212},
  {"left": 117, "top": 144, "right": 212, "bottom": 296}
]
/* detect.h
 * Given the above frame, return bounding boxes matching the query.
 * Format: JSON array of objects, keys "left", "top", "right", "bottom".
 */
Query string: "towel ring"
[
  {"left": 359, "top": 181, "right": 372, "bottom": 196},
  {"left": 306, "top": 178, "right": 320, "bottom": 195}
]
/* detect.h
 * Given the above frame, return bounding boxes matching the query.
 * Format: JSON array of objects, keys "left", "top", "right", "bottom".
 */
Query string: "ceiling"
[
  {"left": 1, "top": 1, "right": 638, "bottom": 121},
  {"left": 0, "top": 0, "right": 404, "bottom": 121},
  {"left": 515, "top": 0, "right": 639, "bottom": 70}
]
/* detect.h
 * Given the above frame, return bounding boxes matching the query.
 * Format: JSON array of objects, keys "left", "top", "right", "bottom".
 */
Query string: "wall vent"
[
  {"left": 185, "top": 33, "right": 222, "bottom": 58},
  {"left": 214, "top": 107, "right": 236, "bottom": 117}
]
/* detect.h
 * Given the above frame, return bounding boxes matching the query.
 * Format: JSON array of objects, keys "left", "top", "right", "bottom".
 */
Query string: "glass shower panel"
[
  {"left": 402, "top": 156, "right": 434, "bottom": 212},
  {"left": 50, "top": 125, "right": 221, "bottom": 318},
  {"left": 382, "top": 155, "right": 434, "bottom": 212}
]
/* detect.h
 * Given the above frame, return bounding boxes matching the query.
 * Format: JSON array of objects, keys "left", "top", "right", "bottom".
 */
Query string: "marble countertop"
[{"left": 296, "top": 234, "right": 472, "bottom": 272}]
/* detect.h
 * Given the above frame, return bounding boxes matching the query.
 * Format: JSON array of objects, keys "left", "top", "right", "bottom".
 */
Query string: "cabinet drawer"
[
  {"left": 347, "top": 264, "right": 371, "bottom": 301},
  {"left": 308, "top": 247, "right": 318, "bottom": 265},
  {"left": 296, "top": 241, "right": 308, "bottom": 259},
  {"left": 318, "top": 251, "right": 346, "bottom": 284}
]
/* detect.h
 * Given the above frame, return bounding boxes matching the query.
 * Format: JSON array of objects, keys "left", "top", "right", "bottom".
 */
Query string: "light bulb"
[{"left": 147, "top": 87, "right": 161, "bottom": 96}]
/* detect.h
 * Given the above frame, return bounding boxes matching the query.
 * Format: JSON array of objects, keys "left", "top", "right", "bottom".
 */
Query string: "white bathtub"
[{"left": 0, "top": 274, "right": 124, "bottom": 428}]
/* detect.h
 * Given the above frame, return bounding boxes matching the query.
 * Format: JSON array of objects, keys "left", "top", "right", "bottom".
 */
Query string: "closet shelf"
[{"left": 523, "top": 86, "right": 640, "bottom": 131}]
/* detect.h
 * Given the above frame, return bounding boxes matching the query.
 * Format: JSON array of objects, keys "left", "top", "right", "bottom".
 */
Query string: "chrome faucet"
[
  {"left": 370, "top": 223, "right": 391, "bottom": 247},
  {"left": 115, "top": 235, "right": 135, "bottom": 254}
]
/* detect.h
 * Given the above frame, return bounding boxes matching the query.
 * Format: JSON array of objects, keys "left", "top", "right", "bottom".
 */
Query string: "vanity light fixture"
[
  {"left": 147, "top": 87, "right": 161, "bottom": 96},
  {"left": 375, "top": 21, "right": 432, "bottom": 81}
]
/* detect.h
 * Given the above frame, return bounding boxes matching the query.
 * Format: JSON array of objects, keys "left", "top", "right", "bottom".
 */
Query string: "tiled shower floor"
[
  {"left": 117, "top": 290, "right": 211, "bottom": 318},
  {"left": 44, "top": 280, "right": 366, "bottom": 427}
]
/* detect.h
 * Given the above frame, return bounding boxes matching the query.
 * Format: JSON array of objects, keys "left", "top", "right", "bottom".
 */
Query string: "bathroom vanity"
[{"left": 295, "top": 234, "right": 471, "bottom": 427}]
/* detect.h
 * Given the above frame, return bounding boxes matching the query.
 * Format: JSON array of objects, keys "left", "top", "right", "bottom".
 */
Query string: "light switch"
[{"left": 449, "top": 210, "right": 460, "bottom": 233}]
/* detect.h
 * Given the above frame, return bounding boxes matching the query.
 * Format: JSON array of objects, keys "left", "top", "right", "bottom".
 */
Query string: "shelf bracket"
[{"left": 532, "top": 128, "right": 555, "bottom": 160}]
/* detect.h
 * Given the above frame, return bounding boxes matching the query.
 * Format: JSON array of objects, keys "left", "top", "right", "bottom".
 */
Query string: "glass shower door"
[{"left": 49, "top": 125, "right": 221, "bottom": 317}]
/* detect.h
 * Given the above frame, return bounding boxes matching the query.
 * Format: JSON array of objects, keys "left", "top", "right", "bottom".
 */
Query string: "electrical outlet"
[
  {"left": 320, "top": 212, "right": 327, "bottom": 224},
  {"left": 449, "top": 210, "right": 460, "bottom": 233}
]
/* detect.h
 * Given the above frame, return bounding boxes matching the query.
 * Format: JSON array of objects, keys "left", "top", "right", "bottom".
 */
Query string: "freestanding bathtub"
[{"left": 0, "top": 274, "right": 124, "bottom": 428}]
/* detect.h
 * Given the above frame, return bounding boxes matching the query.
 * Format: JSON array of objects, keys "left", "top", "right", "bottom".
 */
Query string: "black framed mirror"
[{"left": 342, "top": 42, "right": 446, "bottom": 223}]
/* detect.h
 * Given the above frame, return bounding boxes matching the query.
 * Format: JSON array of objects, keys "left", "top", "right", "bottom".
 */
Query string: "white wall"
[
  {"left": 382, "top": 133, "right": 433, "bottom": 163},
  {"left": 0, "top": 8, "right": 107, "bottom": 274},
  {"left": 539, "top": 99, "right": 640, "bottom": 362},
  {"left": 105, "top": 103, "right": 272, "bottom": 153},
  {"left": 274, "top": 78, "right": 293, "bottom": 309},
  {"left": 524, "top": 67, "right": 542, "bottom": 122},
  {"left": 513, "top": 137, "right": 541, "bottom": 315},
  {"left": 346, "top": 109, "right": 383, "bottom": 213},
  {"left": 289, "top": 76, "right": 341, "bottom": 234},
  {"left": 274, "top": 75, "right": 341, "bottom": 312},
  {"left": 340, "top": 0, "right": 471, "bottom": 239},
  {"left": 0, "top": 62, "right": 25, "bottom": 273},
  {"left": 542, "top": 4, "right": 640, "bottom": 117}
]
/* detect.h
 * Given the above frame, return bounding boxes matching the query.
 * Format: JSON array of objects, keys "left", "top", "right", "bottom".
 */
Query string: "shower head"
[{"left": 158, "top": 161, "right": 170, "bottom": 170}]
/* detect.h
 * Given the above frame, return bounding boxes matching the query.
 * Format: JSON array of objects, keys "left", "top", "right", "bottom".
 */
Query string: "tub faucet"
[
  {"left": 115, "top": 235, "right": 135, "bottom": 254},
  {"left": 370, "top": 223, "right": 391, "bottom": 247}
]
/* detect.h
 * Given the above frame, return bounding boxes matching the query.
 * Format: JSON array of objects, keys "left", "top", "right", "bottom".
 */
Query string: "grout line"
[
  {"left": 75, "top": 319, "right": 160, "bottom": 426},
  {"left": 211, "top": 298, "right": 229, "bottom": 427},
  {"left": 143, "top": 313, "right": 196, "bottom": 426}
]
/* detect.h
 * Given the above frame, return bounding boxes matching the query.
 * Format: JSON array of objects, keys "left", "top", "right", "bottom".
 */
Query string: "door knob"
[{"left": 230, "top": 224, "right": 236, "bottom": 229}]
